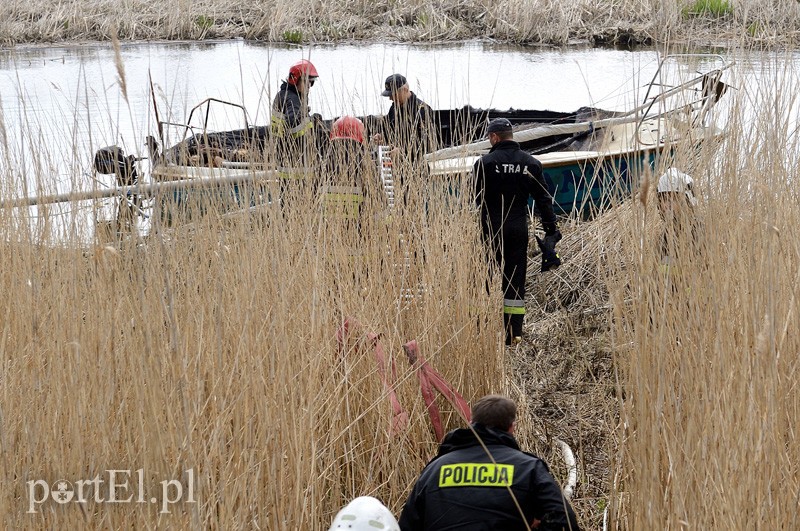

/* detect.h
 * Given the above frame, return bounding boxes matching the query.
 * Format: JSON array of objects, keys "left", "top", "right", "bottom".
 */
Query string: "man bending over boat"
[
  {"left": 321, "top": 116, "right": 377, "bottom": 237},
  {"left": 374, "top": 74, "right": 437, "bottom": 166},
  {"left": 474, "top": 118, "right": 561, "bottom": 346}
]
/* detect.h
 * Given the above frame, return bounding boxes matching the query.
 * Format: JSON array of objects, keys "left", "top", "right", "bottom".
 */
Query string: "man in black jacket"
[
  {"left": 474, "top": 118, "right": 561, "bottom": 346},
  {"left": 398, "top": 395, "right": 580, "bottom": 530},
  {"left": 271, "top": 59, "right": 321, "bottom": 168},
  {"left": 376, "top": 73, "right": 436, "bottom": 163}
]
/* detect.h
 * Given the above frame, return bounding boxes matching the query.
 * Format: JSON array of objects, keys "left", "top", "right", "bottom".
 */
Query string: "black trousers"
[{"left": 484, "top": 223, "right": 528, "bottom": 342}]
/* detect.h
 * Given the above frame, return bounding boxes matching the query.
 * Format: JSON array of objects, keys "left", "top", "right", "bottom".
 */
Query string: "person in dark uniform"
[
  {"left": 474, "top": 118, "right": 561, "bottom": 346},
  {"left": 271, "top": 59, "right": 324, "bottom": 203},
  {"left": 271, "top": 59, "right": 319, "bottom": 160},
  {"left": 374, "top": 73, "right": 437, "bottom": 164},
  {"left": 398, "top": 395, "right": 580, "bottom": 531},
  {"left": 321, "top": 115, "right": 375, "bottom": 231}
]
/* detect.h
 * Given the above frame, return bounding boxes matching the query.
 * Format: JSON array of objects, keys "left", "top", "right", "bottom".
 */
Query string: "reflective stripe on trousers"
[{"left": 503, "top": 298, "right": 526, "bottom": 315}]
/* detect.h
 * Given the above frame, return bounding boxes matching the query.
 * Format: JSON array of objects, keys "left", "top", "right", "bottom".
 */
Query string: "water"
[
  {"left": 0, "top": 40, "right": 794, "bottom": 240},
  {"left": 0, "top": 40, "right": 672, "bottom": 166}
]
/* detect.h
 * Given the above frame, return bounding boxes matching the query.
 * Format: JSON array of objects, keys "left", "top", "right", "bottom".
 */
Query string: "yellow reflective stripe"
[
  {"left": 439, "top": 463, "right": 514, "bottom": 487},
  {"left": 278, "top": 171, "right": 308, "bottom": 180},
  {"left": 503, "top": 299, "right": 525, "bottom": 315},
  {"left": 324, "top": 185, "right": 362, "bottom": 195},
  {"left": 324, "top": 193, "right": 363, "bottom": 219},
  {"left": 290, "top": 119, "right": 313, "bottom": 138},
  {"left": 271, "top": 112, "right": 312, "bottom": 137},
  {"left": 270, "top": 115, "right": 286, "bottom": 136},
  {"left": 325, "top": 194, "right": 364, "bottom": 202}
]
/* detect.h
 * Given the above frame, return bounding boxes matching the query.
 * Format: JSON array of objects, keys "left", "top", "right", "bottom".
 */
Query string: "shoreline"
[{"left": 1, "top": 2, "right": 799, "bottom": 49}]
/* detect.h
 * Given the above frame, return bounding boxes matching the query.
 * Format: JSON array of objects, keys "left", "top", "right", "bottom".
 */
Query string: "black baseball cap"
[
  {"left": 486, "top": 118, "right": 513, "bottom": 133},
  {"left": 382, "top": 74, "right": 408, "bottom": 96}
]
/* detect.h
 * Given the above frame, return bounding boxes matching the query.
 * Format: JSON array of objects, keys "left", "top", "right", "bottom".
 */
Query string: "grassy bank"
[
  {"left": 1, "top": 0, "right": 800, "bottom": 46},
  {"left": 607, "top": 59, "right": 800, "bottom": 528}
]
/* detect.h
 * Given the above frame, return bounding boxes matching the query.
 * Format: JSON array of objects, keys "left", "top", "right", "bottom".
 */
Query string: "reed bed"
[
  {"left": 2, "top": 50, "right": 799, "bottom": 530},
  {"left": 2, "top": 0, "right": 800, "bottom": 46},
  {"left": 605, "top": 59, "right": 800, "bottom": 527},
  {"left": 0, "top": 104, "right": 523, "bottom": 527}
]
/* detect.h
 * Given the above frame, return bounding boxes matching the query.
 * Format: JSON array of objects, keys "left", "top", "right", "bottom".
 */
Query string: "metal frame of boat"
[
  {"left": 142, "top": 54, "right": 731, "bottom": 220},
  {"left": 426, "top": 54, "right": 732, "bottom": 215},
  {"left": 9, "top": 53, "right": 726, "bottom": 226}
]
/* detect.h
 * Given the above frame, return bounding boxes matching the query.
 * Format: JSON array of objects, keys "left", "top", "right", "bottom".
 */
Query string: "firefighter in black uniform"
[
  {"left": 321, "top": 116, "right": 375, "bottom": 232},
  {"left": 271, "top": 59, "right": 323, "bottom": 199},
  {"left": 271, "top": 59, "right": 320, "bottom": 159},
  {"left": 398, "top": 395, "right": 580, "bottom": 530},
  {"left": 474, "top": 118, "right": 561, "bottom": 346}
]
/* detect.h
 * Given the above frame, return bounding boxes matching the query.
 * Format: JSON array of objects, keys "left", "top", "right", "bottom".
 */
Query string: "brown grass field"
[
  {"left": 0, "top": 36, "right": 799, "bottom": 531},
  {"left": 1, "top": 0, "right": 800, "bottom": 46}
]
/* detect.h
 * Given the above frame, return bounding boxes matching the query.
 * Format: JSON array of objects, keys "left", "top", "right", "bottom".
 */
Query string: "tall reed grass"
[
  {"left": 2, "top": 47, "right": 799, "bottom": 530},
  {"left": 604, "top": 55, "right": 800, "bottom": 528},
  {"left": 0, "top": 68, "right": 516, "bottom": 527},
  {"left": 1, "top": 0, "right": 800, "bottom": 46}
]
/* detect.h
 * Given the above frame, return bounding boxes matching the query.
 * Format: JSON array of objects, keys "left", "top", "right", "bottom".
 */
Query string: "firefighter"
[
  {"left": 474, "top": 118, "right": 561, "bottom": 346},
  {"left": 656, "top": 167, "right": 699, "bottom": 265},
  {"left": 398, "top": 395, "right": 580, "bottom": 530},
  {"left": 271, "top": 59, "right": 322, "bottom": 194},
  {"left": 321, "top": 116, "right": 374, "bottom": 229},
  {"left": 329, "top": 496, "right": 400, "bottom": 531}
]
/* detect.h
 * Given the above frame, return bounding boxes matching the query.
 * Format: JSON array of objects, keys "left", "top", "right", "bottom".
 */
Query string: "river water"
[{"left": 0, "top": 40, "right": 795, "bottom": 240}]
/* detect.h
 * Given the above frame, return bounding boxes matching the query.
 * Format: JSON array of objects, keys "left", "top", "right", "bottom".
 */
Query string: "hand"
[
  {"left": 536, "top": 232, "right": 562, "bottom": 272},
  {"left": 372, "top": 132, "right": 384, "bottom": 144},
  {"left": 543, "top": 229, "right": 562, "bottom": 249}
]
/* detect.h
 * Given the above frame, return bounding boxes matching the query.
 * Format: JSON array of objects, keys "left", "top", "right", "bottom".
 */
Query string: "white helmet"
[
  {"left": 328, "top": 496, "right": 400, "bottom": 531},
  {"left": 657, "top": 168, "right": 697, "bottom": 206}
]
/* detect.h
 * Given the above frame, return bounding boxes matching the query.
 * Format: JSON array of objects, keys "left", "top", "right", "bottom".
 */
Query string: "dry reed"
[
  {"left": 602, "top": 56, "right": 800, "bottom": 528},
  {"left": 2, "top": 0, "right": 800, "bottom": 46},
  {"left": 1, "top": 49, "right": 799, "bottom": 531},
  {"left": 0, "top": 87, "right": 514, "bottom": 528}
]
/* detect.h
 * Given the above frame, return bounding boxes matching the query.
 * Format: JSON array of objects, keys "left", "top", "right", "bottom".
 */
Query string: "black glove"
[{"left": 536, "top": 229, "right": 562, "bottom": 272}]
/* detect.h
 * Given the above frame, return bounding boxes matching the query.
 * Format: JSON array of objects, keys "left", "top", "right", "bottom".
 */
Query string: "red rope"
[
  {"left": 336, "top": 318, "right": 408, "bottom": 435},
  {"left": 403, "top": 340, "right": 471, "bottom": 441}
]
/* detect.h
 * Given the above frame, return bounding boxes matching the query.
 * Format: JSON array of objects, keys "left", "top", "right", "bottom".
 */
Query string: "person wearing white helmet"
[
  {"left": 328, "top": 496, "right": 400, "bottom": 531},
  {"left": 657, "top": 168, "right": 697, "bottom": 206},
  {"left": 656, "top": 167, "right": 700, "bottom": 267}
]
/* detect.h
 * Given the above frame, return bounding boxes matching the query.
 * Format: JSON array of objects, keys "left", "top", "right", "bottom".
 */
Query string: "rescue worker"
[
  {"left": 656, "top": 167, "right": 698, "bottom": 266},
  {"left": 329, "top": 496, "right": 400, "bottom": 531},
  {"left": 322, "top": 116, "right": 374, "bottom": 230},
  {"left": 375, "top": 73, "right": 436, "bottom": 164},
  {"left": 398, "top": 395, "right": 580, "bottom": 530},
  {"left": 474, "top": 118, "right": 561, "bottom": 346},
  {"left": 271, "top": 59, "right": 322, "bottom": 195}
]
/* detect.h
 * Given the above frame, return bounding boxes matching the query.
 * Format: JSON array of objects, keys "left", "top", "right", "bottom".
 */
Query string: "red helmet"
[
  {"left": 288, "top": 59, "right": 319, "bottom": 86},
  {"left": 330, "top": 116, "right": 365, "bottom": 144}
]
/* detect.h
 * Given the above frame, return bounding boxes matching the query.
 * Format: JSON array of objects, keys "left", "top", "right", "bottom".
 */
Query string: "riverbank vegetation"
[
  {"left": 1, "top": 52, "right": 798, "bottom": 529},
  {"left": 1, "top": 0, "right": 800, "bottom": 46}
]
